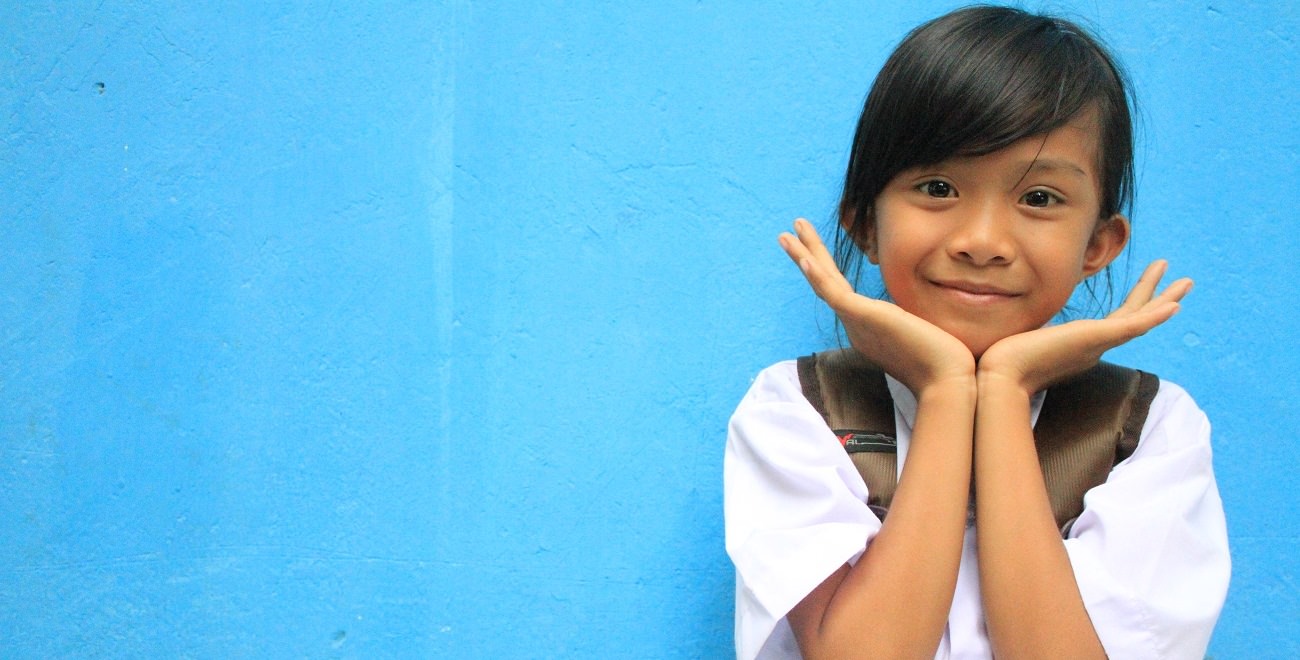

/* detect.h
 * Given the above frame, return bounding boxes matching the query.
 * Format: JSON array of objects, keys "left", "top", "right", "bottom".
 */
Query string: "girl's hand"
[
  {"left": 780, "top": 219, "right": 976, "bottom": 393},
  {"left": 978, "top": 260, "right": 1193, "bottom": 395}
]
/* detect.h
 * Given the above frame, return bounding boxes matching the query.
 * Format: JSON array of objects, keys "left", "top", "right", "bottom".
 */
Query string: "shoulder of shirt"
[
  {"left": 1149, "top": 376, "right": 1205, "bottom": 419},
  {"left": 1132, "top": 376, "right": 1212, "bottom": 458},
  {"left": 738, "top": 359, "right": 802, "bottom": 405}
]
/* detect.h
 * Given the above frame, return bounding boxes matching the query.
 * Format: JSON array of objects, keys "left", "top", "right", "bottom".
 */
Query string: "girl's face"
[{"left": 863, "top": 114, "right": 1129, "bottom": 358}]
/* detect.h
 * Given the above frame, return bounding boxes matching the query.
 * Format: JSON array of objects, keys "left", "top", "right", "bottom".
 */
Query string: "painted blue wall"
[{"left": 2, "top": 1, "right": 1296, "bottom": 656}]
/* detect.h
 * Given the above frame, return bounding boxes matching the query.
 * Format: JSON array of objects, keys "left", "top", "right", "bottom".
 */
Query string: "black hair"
[{"left": 836, "top": 5, "right": 1135, "bottom": 311}]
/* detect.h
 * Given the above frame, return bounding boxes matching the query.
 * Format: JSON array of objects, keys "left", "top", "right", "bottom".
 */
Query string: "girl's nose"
[{"left": 946, "top": 204, "right": 1015, "bottom": 266}]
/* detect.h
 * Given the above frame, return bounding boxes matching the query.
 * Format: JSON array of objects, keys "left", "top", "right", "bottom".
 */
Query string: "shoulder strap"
[
  {"left": 797, "top": 349, "right": 898, "bottom": 518},
  {"left": 798, "top": 351, "right": 1160, "bottom": 535},
  {"left": 1034, "top": 362, "right": 1160, "bottom": 534}
]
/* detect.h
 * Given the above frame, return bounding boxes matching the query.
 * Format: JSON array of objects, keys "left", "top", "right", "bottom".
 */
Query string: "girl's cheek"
[{"left": 877, "top": 262, "right": 916, "bottom": 311}]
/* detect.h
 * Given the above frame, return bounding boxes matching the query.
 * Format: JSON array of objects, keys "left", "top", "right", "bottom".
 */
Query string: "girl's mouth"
[{"left": 932, "top": 279, "right": 1020, "bottom": 303}]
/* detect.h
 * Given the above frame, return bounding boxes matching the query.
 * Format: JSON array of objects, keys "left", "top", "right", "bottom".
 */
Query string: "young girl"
[{"left": 724, "top": 6, "right": 1229, "bottom": 659}]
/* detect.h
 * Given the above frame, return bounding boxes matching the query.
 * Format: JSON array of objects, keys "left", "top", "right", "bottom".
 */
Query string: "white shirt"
[{"left": 725, "top": 360, "right": 1230, "bottom": 660}]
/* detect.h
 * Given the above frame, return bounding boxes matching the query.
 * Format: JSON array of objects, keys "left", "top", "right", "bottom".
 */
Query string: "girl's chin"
[
  {"left": 941, "top": 320, "right": 1046, "bottom": 361},
  {"left": 924, "top": 314, "right": 1045, "bottom": 361},
  {"left": 952, "top": 332, "right": 1001, "bottom": 360}
]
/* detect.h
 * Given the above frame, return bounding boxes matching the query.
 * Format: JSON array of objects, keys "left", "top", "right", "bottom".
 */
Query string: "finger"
[
  {"left": 793, "top": 220, "right": 866, "bottom": 307},
  {"left": 1080, "top": 282, "right": 1185, "bottom": 340},
  {"left": 1120, "top": 275, "right": 1192, "bottom": 322},
  {"left": 778, "top": 220, "right": 828, "bottom": 270},
  {"left": 778, "top": 226, "right": 854, "bottom": 303},
  {"left": 778, "top": 231, "right": 811, "bottom": 267},
  {"left": 778, "top": 232, "right": 824, "bottom": 288},
  {"left": 1149, "top": 277, "right": 1193, "bottom": 307},
  {"left": 792, "top": 218, "right": 841, "bottom": 273},
  {"left": 1109, "top": 297, "right": 1183, "bottom": 341},
  {"left": 1122, "top": 301, "right": 1182, "bottom": 340},
  {"left": 1114, "top": 260, "right": 1168, "bottom": 315}
]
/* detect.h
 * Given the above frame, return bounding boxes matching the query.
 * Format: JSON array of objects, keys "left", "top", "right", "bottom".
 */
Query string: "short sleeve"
[
  {"left": 724, "top": 361, "right": 883, "bottom": 659},
  {"left": 1064, "top": 380, "right": 1230, "bottom": 659}
]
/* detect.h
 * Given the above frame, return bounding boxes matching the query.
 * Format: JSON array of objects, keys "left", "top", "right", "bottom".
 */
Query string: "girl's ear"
[
  {"left": 839, "top": 208, "right": 880, "bottom": 264},
  {"left": 1082, "top": 213, "right": 1130, "bottom": 277}
]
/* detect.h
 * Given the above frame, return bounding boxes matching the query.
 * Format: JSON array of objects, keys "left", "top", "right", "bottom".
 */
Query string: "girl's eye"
[
  {"left": 919, "top": 180, "right": 955, "bottom": 198},
  {"left": 1022, "top": 190, "right": 1060, "bottom": 208}
]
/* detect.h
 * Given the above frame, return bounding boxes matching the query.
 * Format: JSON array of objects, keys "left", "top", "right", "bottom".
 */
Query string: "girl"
[{"left": 724, "top": 6, "right": 1229, "bottom": 659}]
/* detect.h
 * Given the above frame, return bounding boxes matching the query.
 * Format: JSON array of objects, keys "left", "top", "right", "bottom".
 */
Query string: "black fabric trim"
[{"left": 796, "top": 353, "right": 829, "bottom": 426}]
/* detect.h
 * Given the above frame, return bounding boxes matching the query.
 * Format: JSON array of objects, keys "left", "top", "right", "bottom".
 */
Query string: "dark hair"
[{"left": 836, "top": 5, "right": 1135, "bottom": 309}]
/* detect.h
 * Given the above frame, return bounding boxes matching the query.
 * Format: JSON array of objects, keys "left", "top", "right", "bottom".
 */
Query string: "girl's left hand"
[{"left": 978, "top": 260, "right": 1193, "bottom": 395}]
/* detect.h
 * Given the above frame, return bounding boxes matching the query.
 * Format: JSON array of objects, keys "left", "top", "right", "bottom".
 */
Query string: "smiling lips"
[{"left": 932, "top": 279, "right": 1021, "bottom": 303}]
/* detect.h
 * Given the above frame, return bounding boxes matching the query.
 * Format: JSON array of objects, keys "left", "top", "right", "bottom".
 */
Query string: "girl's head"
[{"left": 836, "top": 5, "right": 1137, "bottom": 355}]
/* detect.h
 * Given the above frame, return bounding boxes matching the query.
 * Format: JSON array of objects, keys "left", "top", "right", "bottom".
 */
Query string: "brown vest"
[{"left": 797, "top": 349, "right": 1160, "bottom": 536}]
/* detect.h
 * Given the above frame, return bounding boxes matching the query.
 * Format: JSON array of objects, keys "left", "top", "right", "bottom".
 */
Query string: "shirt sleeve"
[
  {"left": 724, "top": 361, "right": 883, "bottom": 659},
  {"left": 1064, "top": 379, "right": 1231, "bottom": 659}
]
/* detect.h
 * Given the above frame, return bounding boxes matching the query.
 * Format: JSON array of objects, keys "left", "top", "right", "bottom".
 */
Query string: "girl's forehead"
[{"left": 924, "top": 111, "right": 1105, "bottom": 174}]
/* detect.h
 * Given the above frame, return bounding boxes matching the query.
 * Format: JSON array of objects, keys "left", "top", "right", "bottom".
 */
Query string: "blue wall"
[{"left": 3, "top": 2, "right": 1297, "bottom": 656}]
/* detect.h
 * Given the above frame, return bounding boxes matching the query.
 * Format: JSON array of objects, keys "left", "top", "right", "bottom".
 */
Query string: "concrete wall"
[{"left": 3, "top": 1, "right": 1296, "bottom": 656}]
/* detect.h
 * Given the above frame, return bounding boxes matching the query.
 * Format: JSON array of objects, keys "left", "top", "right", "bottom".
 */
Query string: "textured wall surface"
[{"left": 2, "top": 1, "right": 1297, "bottom": 657}]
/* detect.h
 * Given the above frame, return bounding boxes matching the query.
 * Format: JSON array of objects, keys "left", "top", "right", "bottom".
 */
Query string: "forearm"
[
  {"left": 793, "top": 378, "right": 976, "bottom": 659},
  {"left": 973, "top": 374, "right": 1105, "bottom": 659}
]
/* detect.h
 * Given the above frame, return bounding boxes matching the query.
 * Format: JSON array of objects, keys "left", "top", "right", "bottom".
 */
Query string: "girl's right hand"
[{"left": 779, "top": 219, "right": 976, "bottom": 394}]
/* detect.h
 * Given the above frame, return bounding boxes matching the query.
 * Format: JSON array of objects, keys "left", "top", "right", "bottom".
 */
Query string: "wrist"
[
  {"left": 976, "top": 368, "right": 1036, "bottom": 402},
  {"left": 916, "top": 374, "right": 979, "bottom": 410}
]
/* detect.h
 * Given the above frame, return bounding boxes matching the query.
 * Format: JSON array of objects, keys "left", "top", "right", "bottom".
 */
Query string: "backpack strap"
[
  {"left": 797, "top": 350, "right": 898, "bottom": 519},
  {"left": 1034, "top": 363, "right": 1160, "bottom": 535},
  {"left": 797, "top": 349, "right": 1160, "bottom": 535}
]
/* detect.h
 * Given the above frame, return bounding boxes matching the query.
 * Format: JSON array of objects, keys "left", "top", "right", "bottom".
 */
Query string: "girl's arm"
[
  {"left": 779, "top": 220, "right": 977, "bottom": 658},
  {"left": 973, "top": 262, "right": 1192, "bottom": 659},
  {"left": 972, "top": 374, "right": 1107, "bottom": 659},
  {"left": 788, "top": 378, "right": 974, "bottom": 659}
]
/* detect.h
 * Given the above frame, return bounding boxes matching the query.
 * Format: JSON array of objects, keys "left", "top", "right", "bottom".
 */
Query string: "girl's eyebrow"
[{"left": 1022, "top": 159, "right": 1090, "bottom": 177}]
